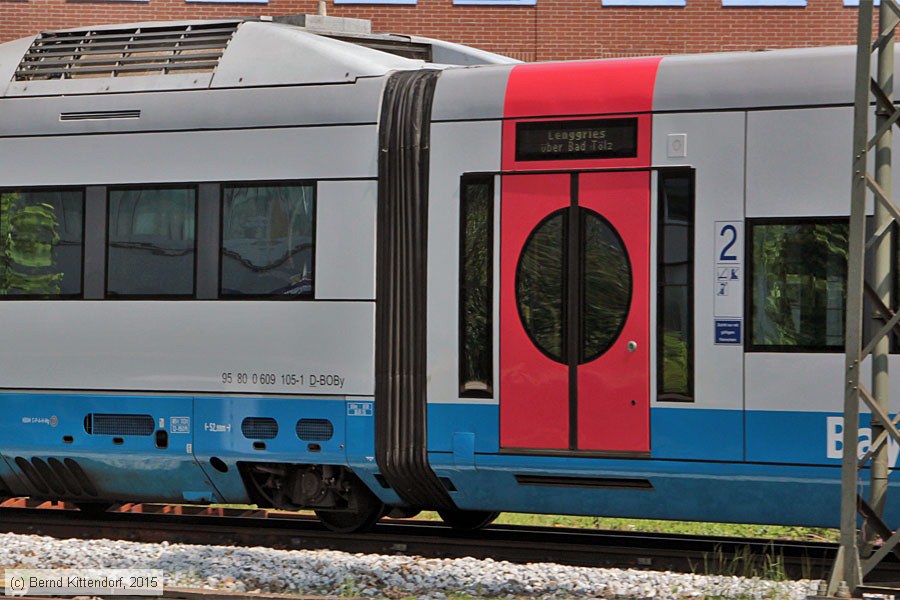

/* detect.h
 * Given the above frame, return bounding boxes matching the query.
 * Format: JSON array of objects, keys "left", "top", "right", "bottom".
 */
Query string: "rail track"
[{"left": 0, "top": 499, "right": 896, "bottom": 586}]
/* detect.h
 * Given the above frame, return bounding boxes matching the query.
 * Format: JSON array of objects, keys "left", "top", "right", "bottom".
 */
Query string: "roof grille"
[{"left": 15, "top": 21, "right": 240, "bottom": 81}]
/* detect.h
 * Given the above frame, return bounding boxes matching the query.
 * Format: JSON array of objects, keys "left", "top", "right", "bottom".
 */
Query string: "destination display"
[{"left": 515, "top": 118, "right": 638, "bottom": 162}]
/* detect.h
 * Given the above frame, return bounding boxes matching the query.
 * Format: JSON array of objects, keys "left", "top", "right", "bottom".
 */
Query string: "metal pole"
[
  {"left": 831, "top": 0, "right": 875, "bottom": 593},
  {"left": 871, "top": 0, "right": 894, "bottom": 527}
]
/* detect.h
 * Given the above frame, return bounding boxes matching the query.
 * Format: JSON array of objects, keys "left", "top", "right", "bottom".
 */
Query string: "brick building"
[{"left": 0, "top": 0, "right": 864, "bottom": 61}]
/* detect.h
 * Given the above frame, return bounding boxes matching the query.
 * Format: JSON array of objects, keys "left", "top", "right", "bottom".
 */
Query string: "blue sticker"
[{"left": 715, "top": 320, "right": 742, "bottom": 345}]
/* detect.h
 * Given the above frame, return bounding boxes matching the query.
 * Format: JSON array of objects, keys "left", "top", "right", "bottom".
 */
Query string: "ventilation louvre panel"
[
  {"left": 241, "top": 417, "right": 278, "bottom": 440},
  {"left": 84, "top": 413, "right": 155, "bottom": 436},
  {"left": 296, "top": 418, "right": 334, "bottom": 442},
  {"left": 15, "top": 22, "right": 239, "bottom": 81}
]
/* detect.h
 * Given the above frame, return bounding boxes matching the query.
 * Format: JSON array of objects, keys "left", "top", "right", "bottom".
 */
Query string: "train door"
[{"left": 499, "top": 171, "right": 650, "bottom": 453}]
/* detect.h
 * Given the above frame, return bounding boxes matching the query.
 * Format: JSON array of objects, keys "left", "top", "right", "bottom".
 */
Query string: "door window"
[
  {"left": 515, "top": 210, "right": 567, "bottom": 362},
  {"left": 515, "top": 207, "right": 631, "bottom": 365},
  {"left": 582, "top": 211, "right": 632, "bottom": 362}
]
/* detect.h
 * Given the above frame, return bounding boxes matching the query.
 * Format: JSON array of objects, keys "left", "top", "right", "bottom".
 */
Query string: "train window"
[
  {"left": 748, "top": 219, "right": 848, "bottom": 352},
  {"left": 657, "top": 173, "right": 694, "bottom": 401},
  {"left": 107, "top": 187, "right": 197, "bottom": 298},
  {"left": 516, "top": 210, "right": 567, "bottom": 363},
  {"left": 517, "top": 206, "right": 633, "bottom": 366},
  {"left": 459, "top": 176, "right": 494, "bottom": 398},
  {"left": 581, "top": 211, "right": 632, "bottom": 362},
  {"left": 220, "top": 183, "right": 315, "bottom": 298},
  {"left": 0, "top": 189, "right": 84, "bottom": 298}
]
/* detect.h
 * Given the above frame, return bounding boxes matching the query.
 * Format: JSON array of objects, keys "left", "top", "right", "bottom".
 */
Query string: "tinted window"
[
  {"left": 749, "top": 220, "right": 848, "bottom": 351},
  {"left": 516, "top": 207, "right": 633, "bottom": 365},
  {"left": 0, "top": 189, "right": 84, "bottom": 298},
  {"left": 107, "top": 187, "right": 196, "bottom": 297},
  {"left": 516, "top": 210, "right": 566, "bottom": 362},
  {"left": 221, "top": 184, "right": 315, "bottom": 298},
  {"left": 459, "top": 177, "right": 494, "bottom": 397},
  {"left": 582, "top": 210, "right": 631, "bottom": 362},
  {"left": 658, "top": 174, "right": 693, "bottom": 400}
]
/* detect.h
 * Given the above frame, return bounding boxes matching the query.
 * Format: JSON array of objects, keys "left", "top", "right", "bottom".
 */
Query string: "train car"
[{"left": 0, "top": 16, "right": 893, "bottom": 532}]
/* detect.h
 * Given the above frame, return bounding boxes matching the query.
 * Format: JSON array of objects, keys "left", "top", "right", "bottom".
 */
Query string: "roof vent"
[{"left": 15, "top": 21, "right": 239, "bottom": 81}]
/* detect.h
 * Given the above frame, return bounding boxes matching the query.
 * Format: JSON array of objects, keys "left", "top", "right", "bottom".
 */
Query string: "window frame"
[
  {"left": 600, "top": 0, "right": 687, "bottom": 7},
  {"left": 333, "top": 0, "right": 416, "bottom": 4},
  {"left": 722, "top": 0, "right": 806, "bottom": 6},
  {"left": 745, "top": 216, "right": 849, "bottom": 354},
  {"left": 0, "top": 186, "right": 87, "bottom": 300},
  {"left": 453, "top": 0, "right": 536, "bottom": 5},
  {"left": 656, "top": 170, "right": 694, "bottom": 402},
  {"left": 458, "top": 174, "right": 496, "bottom": 399},
  {"left": 105, "top": 184, "right": 199, "bottom": 300},
  {"left": 186, "top": 0, "right": 266, "bottom": 4},
  {"left": 218, "top": 180, "right": 317, "bottom": 301}
]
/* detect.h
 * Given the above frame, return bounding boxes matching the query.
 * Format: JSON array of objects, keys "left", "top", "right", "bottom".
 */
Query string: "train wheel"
[
  {"left": 437, "top": 509, "right": 500, "bottom": 531},
  {"left": 315, "top": 503, "right": 385, "bottom": 533}
]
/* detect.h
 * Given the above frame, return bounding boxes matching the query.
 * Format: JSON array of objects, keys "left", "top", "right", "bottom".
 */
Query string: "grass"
[
  {"left": 213, "top": 503, "right": 839, "bottom": 543},
  {"left": 409, "top": 512, "right": 835, "bottom": 582},
  {"left": 407, "top": 511, "right": 840, "bottom": 543}
]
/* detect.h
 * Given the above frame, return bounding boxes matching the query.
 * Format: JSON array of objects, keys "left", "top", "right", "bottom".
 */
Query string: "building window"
[
  {"left": 0, "top": 189, "right": 84, "bottom": 298},
  {"left": 748, "top": 219, "right": 848, "bottom": 352},
  {"left": 107, "top": 187, "right": 196, "bottom": 298},
  {"left": 844, "top": 0, "right": 880, "bottom": 6},
  {"left": 459, "top": 176, "right": 494, "bottom": 397},
  {"left": 187, "top": 0, "right": 266, "bottom": 4},
  {"left": 334, "top": 0, "right": 415, "bottom": 4},
  {"left": 221, "top": 183, "right": 315, "bottom": 299},
  {"left": 723, "top": 0, "right": 806, "bottom": 5},
  {"left": 454, "top": 0, "right": 535, "bottom": 5},
  {"left": 601, "top": 0, "right": 686, "bottom": 6},
  {"left": 657, "top": 172, "right": 694, "bottom": 401}
]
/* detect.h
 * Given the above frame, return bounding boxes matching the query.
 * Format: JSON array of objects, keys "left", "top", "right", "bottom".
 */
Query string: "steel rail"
[{"left": 0, "top": 501, "right": 897, "bottom": 583}]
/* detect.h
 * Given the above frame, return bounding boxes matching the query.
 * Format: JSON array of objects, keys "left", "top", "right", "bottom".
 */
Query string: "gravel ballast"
[{"left": 0, "top": 532, "right": 821, "bottom": 598}]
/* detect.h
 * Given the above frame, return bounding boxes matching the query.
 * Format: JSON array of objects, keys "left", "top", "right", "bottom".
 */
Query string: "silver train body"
[{"left": 0, "top": 18, "right": 890, "bottom": 530}]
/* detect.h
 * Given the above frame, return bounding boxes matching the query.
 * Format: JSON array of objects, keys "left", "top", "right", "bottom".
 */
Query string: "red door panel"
[
  {"left": 499, "top": 174, "right": 570, "bottom": 450},
  {"left": 577, "top": 171, "right": 650, "bottom": 452},
  {"left": 498, "top": 171, "right": 650, "bottom": 454}
]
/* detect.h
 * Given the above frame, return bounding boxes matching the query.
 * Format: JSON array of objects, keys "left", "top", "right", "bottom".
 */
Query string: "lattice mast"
[{"left": 833, "top": 0, "right": 900, "bottom": 593}]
